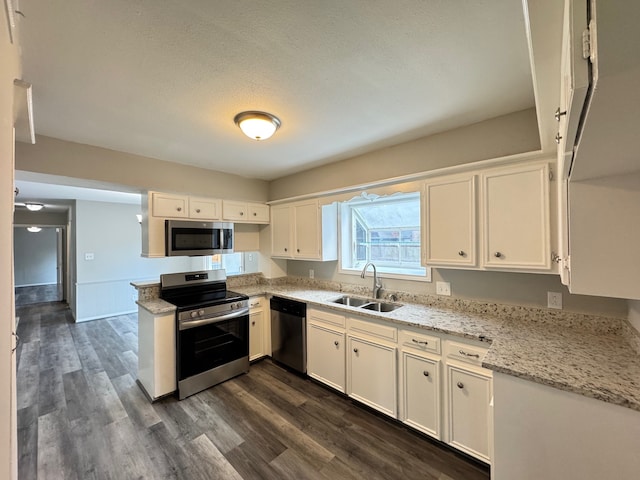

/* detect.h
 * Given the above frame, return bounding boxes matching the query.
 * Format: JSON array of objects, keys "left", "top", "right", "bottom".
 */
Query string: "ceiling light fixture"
[
  {"left": 25, "top": 202, "right": 44, "bottom": 211},
  {"left": 27, "top": 226, "right": 42, "bottom": 233},
  {"left": 234, "top": 111, "right": 281, "bottom": 141}
]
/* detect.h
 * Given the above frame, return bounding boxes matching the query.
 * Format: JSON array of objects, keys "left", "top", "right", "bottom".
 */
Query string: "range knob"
[
  {"left": 190, "top": 311, "right": 198, "bottom": 319},
  {"left": 198, "top": 309, "right": 205, "bottom": 316},
  {"left": 230, "top": 303, "right": 236, "bottom": 310}
]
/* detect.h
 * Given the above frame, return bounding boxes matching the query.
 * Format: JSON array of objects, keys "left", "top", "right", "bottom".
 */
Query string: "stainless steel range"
[{"left": 160, "top": 269, "right": 249, "bottom": 400}]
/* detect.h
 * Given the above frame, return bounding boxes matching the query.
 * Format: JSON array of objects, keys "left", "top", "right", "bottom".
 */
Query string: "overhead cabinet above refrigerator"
[{"left": 557, "top": 0, "right": 640, "bottom": 300}]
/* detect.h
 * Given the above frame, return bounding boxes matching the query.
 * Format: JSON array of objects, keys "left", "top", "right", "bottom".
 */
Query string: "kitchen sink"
[
  {"left": 331, "top": 295, "right": 370, "bottom": 307},
  {"left": 331, "top": 296, "right": 402, "bottom": 312},
  {"left": 361, "top": 301, "right": 401, "bottom": 312}
]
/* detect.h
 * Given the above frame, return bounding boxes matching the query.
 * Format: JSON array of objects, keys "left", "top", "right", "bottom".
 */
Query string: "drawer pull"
[
  {"left": 353, "top": 348, "right": 359, "bottom": 353},
  {"left": 457, "top": 381, "right": 464, "bottom": 389},
  {"left": 176, "top": 207, "right": 182, "bottom": 212},
  {"left": 251, "top": 321, "right": 256, "bottom": 326},
  {"left": 458, "top": 349, "right": 480, "bottom": 358},
  {"left": 494, "top": 251, "right": 502, "bottom": 258},
  {"left": 458, "top": 250, "right": 465, "bottom": 256},
  {"left": 240, "top": 211, "right": 244, "bottom": 216},
  {"left": 412, "top": 339, "right": 428, "bottom": 345},
  {"left": 195, "top": 208, "right": 201, "bottom": 213},
  {"left": 334, "top": 340, "right": 339, "bottom": 346},
  {"left": 253, "top": 212, "right": 257, "bottom": 216},
  {"left": 423, "top": 370, "right": 429, "bottom": 377}
]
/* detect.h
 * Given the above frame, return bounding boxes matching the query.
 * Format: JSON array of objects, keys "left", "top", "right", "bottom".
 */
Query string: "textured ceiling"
[{"left": 19, "top": 0, "right": 534, "bottom": 181}]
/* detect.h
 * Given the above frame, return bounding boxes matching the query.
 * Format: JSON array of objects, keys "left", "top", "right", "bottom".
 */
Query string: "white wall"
[
  {"left": 2, "top": 5, "right": 22, "bottom": 478},
  {"left": 13, "top": 227, "right": 58, "bottom": 286},
  {"left": 74, "top": 200, "right": 203, "bottom": 322}
]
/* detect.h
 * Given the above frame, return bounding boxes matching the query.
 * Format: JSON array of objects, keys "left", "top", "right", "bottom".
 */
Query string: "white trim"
[
  {"left": 339, "top": 266, "right": 432, "bottom": 283},
  {"left": 268, "top": 150, "right": 546, "bottom": 205},
  {"left": 14, "top": 282, "right": 57, "bottom": 288}
]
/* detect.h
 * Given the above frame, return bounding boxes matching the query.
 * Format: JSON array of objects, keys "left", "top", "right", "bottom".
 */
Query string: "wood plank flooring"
[
  {"left": 16, "top": 302, "right": 490, "bottom": 480},
  {"left": 15, "top": 284, "right": 61, "bottom": 307}
]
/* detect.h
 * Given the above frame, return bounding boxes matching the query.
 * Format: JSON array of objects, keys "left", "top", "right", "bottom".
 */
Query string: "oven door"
[
  {"left": 166, "top": 220, "right": 234, "bottom": 256},
  {"left": 177, "top": 311, "right": 249, "bottom": 382}
]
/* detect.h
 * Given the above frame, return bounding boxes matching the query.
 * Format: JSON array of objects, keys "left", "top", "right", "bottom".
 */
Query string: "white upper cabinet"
[
  {"left": 481, "top": 163, "right": 551, "bottom": 271},
  {"left": 189, "top": 197, "right": 222, "bottom": 220},
  {"left": 423, "top": 174, "right": 477, "bottom": 268},
  {"left": 270, "top": 200, "right": 337, "bottom": 261},
  {"left": 222, "top": 200, "right": 269, "bottom": 224},
  {"left": 152, "top": 192, "right": 188, "bottom": 218},
  {"left": 422, "top": 161, "right": 552, "bottom": 273}
]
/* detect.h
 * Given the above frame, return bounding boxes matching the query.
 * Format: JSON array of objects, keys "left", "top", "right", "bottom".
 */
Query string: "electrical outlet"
[
  {"left": 85, "top": 252, "right": 94, "bottom": 261},
  {"left": 547, "top": 291, "right": 562, "bottom": 309},
  {"left": 436, "top": 281, "right": 451, "bottom": 296},
  {"left": 309, "top": 269, "right": 314, "bottom": 279}
]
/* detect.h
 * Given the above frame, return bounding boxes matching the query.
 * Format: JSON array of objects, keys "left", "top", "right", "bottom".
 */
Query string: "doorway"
[{"left": 13, "top": 225, "right": 66, "bottom": 307}]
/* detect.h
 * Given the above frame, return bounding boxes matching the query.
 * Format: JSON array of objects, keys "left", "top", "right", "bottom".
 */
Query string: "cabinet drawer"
[
  {"left": 446, "top": 341, "right": 488, "bottom": 367},
  {"left": 399, "top": 329, "right": 441, "bottom": 355},
  {"left": 309, "top": 308, "right": 346, "bottom": 328},
  {"left": 348, "top": 317, "right": 397, "bottom": 342},
  {"left": 249, "top": 296, "right": 265, "bottom": 309},
  {"left": 189, "top": 197, "right": 221, "bottom": 220}
]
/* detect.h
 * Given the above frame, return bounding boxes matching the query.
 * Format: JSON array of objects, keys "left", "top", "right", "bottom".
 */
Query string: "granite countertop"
[{"left": 135, "top": 281, "right": 640, "bottom": 412}]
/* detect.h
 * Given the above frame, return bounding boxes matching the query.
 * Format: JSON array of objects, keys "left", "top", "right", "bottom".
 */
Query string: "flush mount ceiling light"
[
  {"left": 25, "top": 202, "right": 44, "bottom": 211},
  {"left": 234, "top": 111, "right": 281, "bottom": 141},
  {"left": 27, "top": 226, "right": 42, "bottom": 233}
]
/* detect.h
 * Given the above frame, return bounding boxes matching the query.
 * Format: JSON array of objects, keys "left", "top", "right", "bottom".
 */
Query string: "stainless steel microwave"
[{"left": 165, "top": 220, "right": 234, "bottom": 256}]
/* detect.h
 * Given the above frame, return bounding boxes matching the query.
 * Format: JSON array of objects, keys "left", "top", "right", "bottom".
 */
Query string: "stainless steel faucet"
[{"left": 360, "top": 262, "right": 382, "bottom": 299}]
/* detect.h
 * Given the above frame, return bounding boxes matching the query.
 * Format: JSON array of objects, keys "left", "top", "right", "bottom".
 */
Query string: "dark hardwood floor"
[
  {"left": 15, "top": 284, "right": 61, "bottom": 307},
  {"left": 16, "top": 302, "right": 490, "bottom": 480}
]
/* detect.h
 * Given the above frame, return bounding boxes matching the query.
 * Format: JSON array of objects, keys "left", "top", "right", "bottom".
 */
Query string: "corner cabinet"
[
  {"left": 270, "top": 200, "right": 338, "bottom": 261},
  {"left": 422, "top": 160, "right": 553, "bottom": 273}
]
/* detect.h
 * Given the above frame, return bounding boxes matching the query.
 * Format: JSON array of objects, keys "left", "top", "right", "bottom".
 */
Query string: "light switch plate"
[
  {"left": 85, "top": 252, "right": 95, "bottom": 261},
  {"left": 309, "top": 269, "right": 314, "bottom": 279},
  {"left": 547, "top": 291, "right": 562, "bottom": 309},
  {"left": 436, "top": 281, "right": 451, "bottom": 296}
]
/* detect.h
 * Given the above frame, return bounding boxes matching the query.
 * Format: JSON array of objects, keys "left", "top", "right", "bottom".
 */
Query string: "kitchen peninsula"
[{"left": 134, "top": 273, "right": 640, "bottom": 478}]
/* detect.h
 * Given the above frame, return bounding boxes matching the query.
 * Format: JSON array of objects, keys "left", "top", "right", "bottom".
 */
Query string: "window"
[{"left": 339, "top": 192, "right": 430, "bottom": 280}]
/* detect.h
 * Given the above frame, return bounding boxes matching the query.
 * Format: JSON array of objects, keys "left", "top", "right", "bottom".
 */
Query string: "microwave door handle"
[{"left": 220, "top": 229, "right": 224, "bottom": 250}]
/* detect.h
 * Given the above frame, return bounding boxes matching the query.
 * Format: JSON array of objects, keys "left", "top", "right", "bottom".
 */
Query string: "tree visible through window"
[{"left": 340, "top": 192, "right": 428, "bottom": 279}]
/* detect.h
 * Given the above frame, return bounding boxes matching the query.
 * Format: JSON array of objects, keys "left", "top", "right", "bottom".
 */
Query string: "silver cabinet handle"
[
  {"left": 334, "top": 340, "right": 339, "bottom": 346},
  {"left": 457, "top": 381, "right": 464, "bottom": 389},
  {"left": 353, "top": 348, "right": 359, "bottom": 353},
  {"left": 554, "top": 107, "right": 567, "bottom": 121},
  {"left": 412, "top": 339, "right": 428, "bottom": 345},
  {"left": 423, "top": 371, "right": 429, "bottom": 377},
  {"left": 555, "top": 132, "right": 562, "bottom": 144},
  {"left": 494, "top": 252, "right": 502, "bottom": 258},
  {"left": 458, "top": 250, "right": 465, "bottom": 256},
  {"left": 459, "top": 349, "right": 480, "bottom": 358}
]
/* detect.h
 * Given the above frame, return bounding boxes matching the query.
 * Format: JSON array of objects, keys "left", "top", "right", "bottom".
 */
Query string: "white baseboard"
[{"left": 75, "top": 309, "right": 137, "bottom": 323}]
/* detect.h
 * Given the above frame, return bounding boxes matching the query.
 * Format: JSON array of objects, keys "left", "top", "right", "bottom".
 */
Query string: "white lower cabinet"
[
  {"left": 137, "top": 308, "right": 176, "bottom": 400},
  {"left": 307, "top": 323, "right": 346, "bottom": 392},
  {"left": 445, "top": 340, "right": 493, "bottom": 464},
  {"left": 347, "top": 335, "right": 397, "bottom": 417},
  {"left": 249, "top": 296, "right": 268, "bottom": 361},
  {"left": 400, "top": 350, "right": 441, "bottom": 440}
]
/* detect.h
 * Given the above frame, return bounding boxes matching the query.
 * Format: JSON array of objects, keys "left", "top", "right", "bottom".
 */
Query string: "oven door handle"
[{"left": 179, "top": 308, "right": 249, "bottom": 331}]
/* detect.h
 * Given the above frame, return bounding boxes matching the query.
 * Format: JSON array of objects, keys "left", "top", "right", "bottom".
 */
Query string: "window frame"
[{"left": 338, "top": 192, "right": 431, "bottom": 282}]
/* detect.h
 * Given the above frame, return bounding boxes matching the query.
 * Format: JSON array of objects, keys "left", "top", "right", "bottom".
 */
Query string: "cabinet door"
[
  {"left": 482, "top": 163, "right": 550, "bottom": 270},
  {"left": 249, "top": 308, "right": 265, "bottom": 361},
  {"left": 248, "top": 203, "right": 270, "bottom": 223},
  {"left": 401, "top": 351, "right": 441, "bottom": 440},
  {"left": 271, "top": 205, "right": 291, "bottom": 257},
  {"left": 189, "top": 197, "right": 221, "bottom": 220},
  {"left": 293, "top": 201, "right": 320, "bottom": 259},
  {"left": 446, "top": 364, "right": 492, "bottom": 463},
  {"left": 152, "top": 192, "right": 188, "bottom": 218},
  {"left": 423, "top": 175, "right": 476, "bottom": 267},
  {"left": 307, "top": 323, "right": 346, "bottom": 392},
  {"left": 222, "top": 200, "right": 248, "bottom": 221},
  {"left": 347, "top": 335, "right": 397, "bottom": 417}
]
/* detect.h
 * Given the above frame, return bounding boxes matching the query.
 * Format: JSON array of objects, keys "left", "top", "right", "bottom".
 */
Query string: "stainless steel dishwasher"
[{"left": 270, "top": 296, "right": 307, "bottom": 373}]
